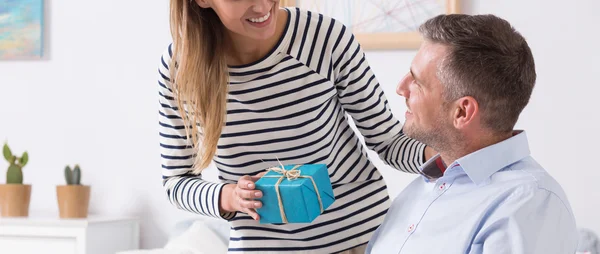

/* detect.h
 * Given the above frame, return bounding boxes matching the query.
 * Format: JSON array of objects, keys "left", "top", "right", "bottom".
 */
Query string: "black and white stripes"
[{"left": 158, "top": 7, "right": 425, "bottom": 253}]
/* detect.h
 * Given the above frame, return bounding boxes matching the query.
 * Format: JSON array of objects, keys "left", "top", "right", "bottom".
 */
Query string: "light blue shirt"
[{"left": 367, "top": 131, "right": 578, "bottom": 254}]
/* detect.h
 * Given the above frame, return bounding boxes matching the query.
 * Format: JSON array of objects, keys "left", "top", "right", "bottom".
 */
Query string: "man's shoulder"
[
  {"left": 475, "top": 158, "right": 579, "bottom": 254},
  {"left": 494, "top": 157, "right": 558, "bottom": 188},
  {"left": 490, "top": 156, "right": 572, "bottom": 211}
]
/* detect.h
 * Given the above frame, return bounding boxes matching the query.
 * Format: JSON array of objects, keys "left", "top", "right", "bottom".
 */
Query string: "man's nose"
[{"left": 397, "top": 74, "right": 410, "bottom": 98}]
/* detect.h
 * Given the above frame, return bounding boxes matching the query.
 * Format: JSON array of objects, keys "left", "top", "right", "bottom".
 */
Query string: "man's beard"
[{"left": 402, "top": 114, "right": 459, "bottom": 153}]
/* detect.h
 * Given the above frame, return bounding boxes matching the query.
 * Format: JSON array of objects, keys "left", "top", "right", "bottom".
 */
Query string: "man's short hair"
[{"left": 419, "top": 14, "right": 536, "bottom": 133}]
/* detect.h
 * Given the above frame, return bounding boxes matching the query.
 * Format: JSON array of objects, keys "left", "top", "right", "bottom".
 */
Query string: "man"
[{"left": 366, "top": 14, "right": 578, "bottom": 254}]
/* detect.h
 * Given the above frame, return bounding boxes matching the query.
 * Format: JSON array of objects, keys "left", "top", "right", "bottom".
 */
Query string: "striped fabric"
[{"left": 158, "top": 7, "right": 426, "bottom": 253}]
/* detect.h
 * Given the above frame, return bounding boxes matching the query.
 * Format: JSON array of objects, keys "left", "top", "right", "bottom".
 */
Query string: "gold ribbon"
[{"left": 263, "top": 164, "right": 324, "bottom": 223}]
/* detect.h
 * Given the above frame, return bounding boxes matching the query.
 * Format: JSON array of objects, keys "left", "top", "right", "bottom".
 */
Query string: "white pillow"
[
  {"left": 116, "top": 250, "right": 186, "bottom": 254},
  {"left": 163, "top": 220, "right": 229, "bottom": 254}
]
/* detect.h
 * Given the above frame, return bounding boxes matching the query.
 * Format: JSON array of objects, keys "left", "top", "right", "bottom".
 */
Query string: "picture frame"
[
  {"left": 280, "top": 0, "right": 460, "bottom": 50},
  {"left": 0, "top": 0, "right": 45, "bottom": 60}
]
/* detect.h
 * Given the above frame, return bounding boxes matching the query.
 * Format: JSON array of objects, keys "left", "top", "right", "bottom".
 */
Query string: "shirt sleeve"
[
  {"left": 158, "top": 44, "right": 236, "bottom": 220},
  {"left": 331, "top": 25, "right": 426, "bottom": 174},
  {"left": 469, "top": 186, "right": 578, "bottom": 254}
]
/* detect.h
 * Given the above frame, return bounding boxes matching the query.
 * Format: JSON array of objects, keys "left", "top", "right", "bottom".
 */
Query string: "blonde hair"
[{"left": 169, "top": 0, "right": 228, "bottom": 174}]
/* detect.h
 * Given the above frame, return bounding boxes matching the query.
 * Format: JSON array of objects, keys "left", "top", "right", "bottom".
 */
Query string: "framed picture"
[
  {"left": 280, "top": 0, "right": 460, "bottom": 50},
  {"left": 0, "top": 0, "right": 44, "bottom": 60}
]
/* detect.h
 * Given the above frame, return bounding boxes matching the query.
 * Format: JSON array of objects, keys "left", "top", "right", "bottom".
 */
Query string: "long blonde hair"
[{"left": 169, "top": 0, "right": 228, "bottom": 174}]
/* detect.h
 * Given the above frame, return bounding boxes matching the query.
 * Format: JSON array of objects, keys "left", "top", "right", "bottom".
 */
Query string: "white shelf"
[
  {"left": 0, "top": 215, "right": 139, "bottom": 227},
  {"left": 0, "top": 215, "right": 140, "bottom": 254}
]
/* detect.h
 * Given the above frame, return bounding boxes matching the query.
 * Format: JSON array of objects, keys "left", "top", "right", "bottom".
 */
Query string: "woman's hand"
[{"left": 220, "top": 172, "right": 266, "bottom": 220}]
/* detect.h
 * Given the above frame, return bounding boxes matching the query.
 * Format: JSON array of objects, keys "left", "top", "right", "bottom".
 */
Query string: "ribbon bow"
[
  {"left": 267, "top": 164, "right": 301, "bottom": 181},
  {"left": 263, "top": 163, "right": 324, "bottom": 223}
]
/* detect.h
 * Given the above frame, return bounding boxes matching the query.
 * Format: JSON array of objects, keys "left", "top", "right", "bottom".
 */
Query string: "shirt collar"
[{"left": 419, "top": 130, "right": 531, "bottom": 185}]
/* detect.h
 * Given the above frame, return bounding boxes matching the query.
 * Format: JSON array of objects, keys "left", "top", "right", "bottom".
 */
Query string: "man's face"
[{"left": 396, "top": 41, "right": 455, "bottom": 148}]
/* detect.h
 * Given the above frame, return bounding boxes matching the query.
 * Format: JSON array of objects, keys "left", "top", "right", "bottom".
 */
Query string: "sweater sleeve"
[
  {"left": 331, "top": 26, "right": 426, "bottom": 174},
  {"left": 158, "top": 44, "right": 236, "bottom": 220}
]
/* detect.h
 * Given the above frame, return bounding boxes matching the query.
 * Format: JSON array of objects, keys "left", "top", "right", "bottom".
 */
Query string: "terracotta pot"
[
  {"left": 56, "top": 185, "right": 90, "bottom": 218},
  {"left": 0, "top": 184, "right": 32, "bottom": 217}
]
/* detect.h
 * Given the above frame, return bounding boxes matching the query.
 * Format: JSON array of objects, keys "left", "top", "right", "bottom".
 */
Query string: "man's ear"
[
  {"left": 452, "top": 96, "right": 479, "bottom": 130},
  {"left": 194, "top": 0, "right": 211, "bottom": 8}
]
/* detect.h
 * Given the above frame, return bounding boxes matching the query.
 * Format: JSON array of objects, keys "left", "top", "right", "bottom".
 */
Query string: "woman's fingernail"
[
  {"left": 255, "top": 202, "right": 261, "bottom": 207},
  {"left": 255, "top": 192, "right": 262, "bottom": 197},
  {"left": 248, "top": 183, "right": 254, "bottom": 188}
]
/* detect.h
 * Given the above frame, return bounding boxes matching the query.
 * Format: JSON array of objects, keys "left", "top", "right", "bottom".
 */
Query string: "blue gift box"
[{"left": 255, "top": 164, "right": 335, "bottom": 224}]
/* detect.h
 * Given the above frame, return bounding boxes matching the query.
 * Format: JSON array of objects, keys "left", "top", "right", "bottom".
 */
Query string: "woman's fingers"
[
  {"left": 235, "top": 174, "right": 266, "bottom": 220},
  {"left": 236, "top": 187, "right": 263, "bottom": 199},
  {"left": 250, "top": 171, "right": 267, "bottom": 181},
  {"left": 238, "top": 195, "right": 262, "bottom": 209},
  {"left": 244, "top": 208, "right": 260, "bottom": 221},
  {"left": 238, "top": 175, "right": 256, "bottom": 190}
]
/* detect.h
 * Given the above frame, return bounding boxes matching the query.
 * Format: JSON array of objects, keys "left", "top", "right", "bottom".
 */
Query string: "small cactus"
[
  {"left": 3, "top": 142, "right": 28, "bottom": 184},
  {"left": 64, "top": 164, "right": 82, "bottom": 185}
]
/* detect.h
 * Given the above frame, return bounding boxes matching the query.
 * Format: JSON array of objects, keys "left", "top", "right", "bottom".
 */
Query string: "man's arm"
[{"left": 469, "top": 186, "right": 578, "bottom": 254}]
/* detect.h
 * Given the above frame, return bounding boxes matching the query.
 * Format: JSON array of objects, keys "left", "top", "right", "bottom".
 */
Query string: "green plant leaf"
[
  {"left": 7, "top": 164, "right": 23, "bottom": 184},
  {"left": 19, "top": 152, "right": 28, "bottom": 166},
  {"left": 65, "top": 165, "right": 73, "bottom": 185},
  {"left": 3, "top": 143, "right": 12, "bottom": 162},
  {"left": 73, "top": 164, "right": 81, "bottom": 185}
]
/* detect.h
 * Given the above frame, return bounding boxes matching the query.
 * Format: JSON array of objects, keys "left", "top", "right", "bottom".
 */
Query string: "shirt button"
[
  {"left": 439, "top": 183, "right": 446, "bottom": 190},
  {"left": 408, "top": 224, "right": 415, "bottom": 232}
]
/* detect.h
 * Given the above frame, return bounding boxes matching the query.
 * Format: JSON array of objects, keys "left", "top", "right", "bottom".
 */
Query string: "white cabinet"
[{"left": 0, "top": 216, "right": 139, "bottom": 254}]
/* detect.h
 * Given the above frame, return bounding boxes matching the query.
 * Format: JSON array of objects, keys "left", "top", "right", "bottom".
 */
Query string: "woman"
[{"left": 158, "top": 0, "right": 434, "bottom": 253}]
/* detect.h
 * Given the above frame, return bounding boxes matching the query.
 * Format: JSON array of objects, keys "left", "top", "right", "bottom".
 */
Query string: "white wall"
[{"left": 0, "top": 0, "right": 598, "bottom": 249}]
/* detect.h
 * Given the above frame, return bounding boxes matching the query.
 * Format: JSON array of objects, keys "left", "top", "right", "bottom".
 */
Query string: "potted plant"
[
  {"left": 0, "top": 142, "right": 31, "bottom": 217},
  {"left": 56, "top": 164, "right": 90, "bottom": 218}
]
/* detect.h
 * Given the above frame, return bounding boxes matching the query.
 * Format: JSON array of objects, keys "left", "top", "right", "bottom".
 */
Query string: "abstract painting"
[
  {"left": 0, "top": 0, "right": 44, "bottom": 59},
  {"left": 281, "top": 0, "right": 460, "bottom": 50}
]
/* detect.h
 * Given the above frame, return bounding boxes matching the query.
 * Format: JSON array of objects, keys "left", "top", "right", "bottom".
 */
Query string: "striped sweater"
[{"left": 158, "top": 7, "right": 426, "bottom": 253}]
